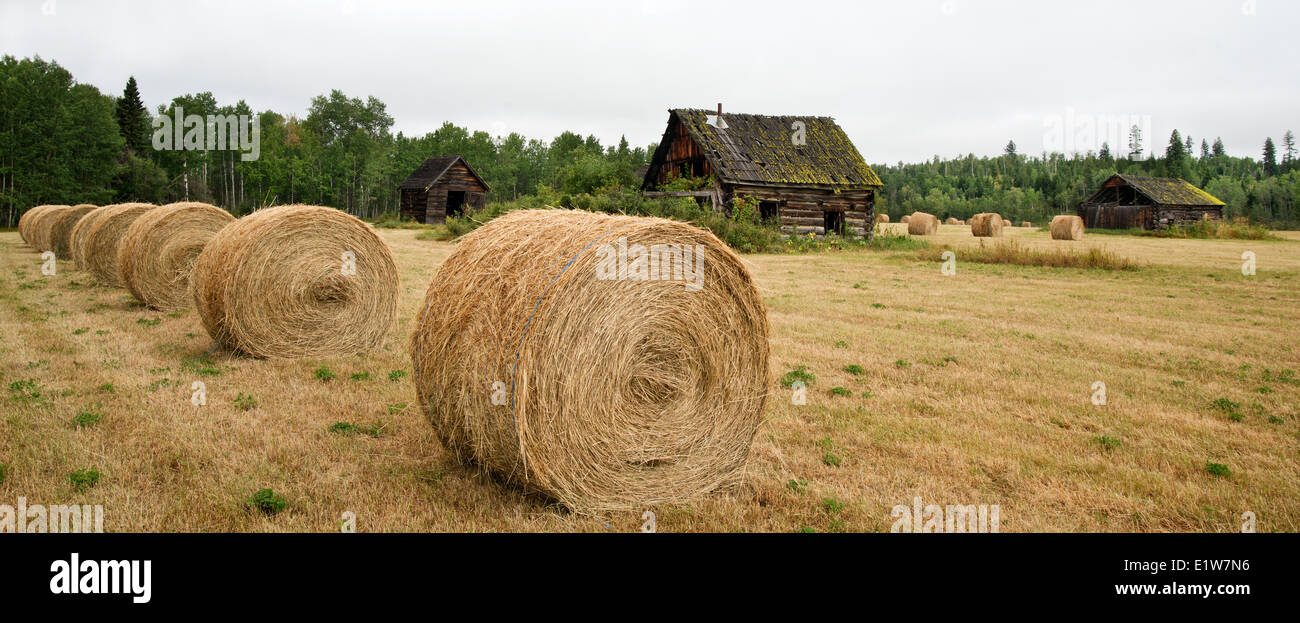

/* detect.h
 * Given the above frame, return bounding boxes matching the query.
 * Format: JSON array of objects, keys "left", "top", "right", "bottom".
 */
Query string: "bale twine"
[
  {"left": 118, "top": 202, "right": 235, "bottom": 310},
  {"left": 907, "top": 212, "right": 938, "bottom": 235},
  {"left": 411, "top": 209, "right": 770, "bottom": 511},
  {"left": 49, "top": 204, "right": 97, "bottom": 260},
  {"left": 875, "top": 213, "right": 889, "bottom": 224},
  {"left": 30, "top": 205, "right": 75, "bottom": 252},
  {"left": 82, "top": 203, "right": 156, "bottom": 285},
  {"left": 1050, "top": 215, "right": 1085, "bottom": 241},
  {"left": 191, "top": 204, "right": 398, "bottom": 358},
  {"left": 970, "top": 213, "right": 1004, "bottom": 237},
  {"left": 900, "top": 215, "right": 911, "bottom": 224}
]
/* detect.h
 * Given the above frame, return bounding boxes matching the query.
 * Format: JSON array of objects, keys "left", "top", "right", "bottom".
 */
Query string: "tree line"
[{"left": 3, "top": 55, "right": 1296, "bottom": 228}]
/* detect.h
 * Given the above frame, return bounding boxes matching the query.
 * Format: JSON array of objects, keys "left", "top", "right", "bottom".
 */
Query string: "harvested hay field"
[
  {"left": 411, "top": 210, "right": 769, "bottom": 511},
  {"left": 119, "top": 202, "right": 235, "bottom": 311},
  {"left": 1, "top": 225, "right": 1298, "bottom": 532},
  {"left": 192, "top": 204, "right": 399, "bottom": 358}
]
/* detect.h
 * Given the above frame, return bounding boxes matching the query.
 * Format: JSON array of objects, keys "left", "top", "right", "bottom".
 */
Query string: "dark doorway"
[
  {"left": 759, "top": 200, "right": 779, "bottom": 222},
  {"left": 447, "top": 190, "right": 467, "bottom": 217},
  {"left": 823, "top": 210, "right": 845, "bottom": 236}
]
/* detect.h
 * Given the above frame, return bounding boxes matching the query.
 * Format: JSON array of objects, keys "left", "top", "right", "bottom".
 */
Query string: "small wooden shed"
[
  {"left": 398, "top": 155, "right": 490, "bottom": 224},
  {"left": 641, "top": 107, "right": 882, "bottom": 238},
  {"left": 1078, "top": 174, "right": 1225, "bottom": 229}
]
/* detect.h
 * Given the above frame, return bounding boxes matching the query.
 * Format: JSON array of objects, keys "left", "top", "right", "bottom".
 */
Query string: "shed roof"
[
  {"left": 649, "top": 109, "right": 882, "bottom": 189},
  {"left": 398, "top": 155, "right": 490, "bottom": 192},
  {"left": 1100, "top": 174, "right": 1225, "bottom": 207}
]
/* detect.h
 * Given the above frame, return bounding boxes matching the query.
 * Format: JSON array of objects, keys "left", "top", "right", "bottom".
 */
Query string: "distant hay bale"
[
  {"left": 411, "top": 209, "right": 770, "bottom": 511},
  {"left": 31, "top": 205, "right": 75, "bottom": 252},
  {"left": 970, "top": 213, "right": 1004, "bottom": 237},
  {"left": 1050, "top": 215, "right": 1085, "bottom": 241},
  {"left": 900, "top": 215, "right": 911, "bottom": 224},
  {"left": 907, "top": 212, "right": 938, "bottom": 235},
  {"left": 192, "top": 204, "right": 398, "bottom": 358},
  {"left": 82, "top": 203, "right": 156, "bottom": 285},
  {"left": 18, "top": 205, "right": 63, "bottom": 247},
  {"left": 50, "top": 205, "right": 97, "bottom": 260},
  {"left": 875, "top": 213, "right": 889, "bottom": 224},
  {"left": 945, "top": 217, "right": 960, "bottom": 225},
  {"left": 119, "top": 202, "right": 235, "bottom": 310},
  {"left": 1021, "top": 221, "right": 1032, "bottom": 228}
]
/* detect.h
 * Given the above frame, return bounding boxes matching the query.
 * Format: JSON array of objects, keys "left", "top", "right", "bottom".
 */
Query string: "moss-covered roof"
[
  {"left": 669, "top": 109, "right": 882, "bottom": 188},
  {"left": 1115, "top": 174, "right": 1225, "bottom": 207}
]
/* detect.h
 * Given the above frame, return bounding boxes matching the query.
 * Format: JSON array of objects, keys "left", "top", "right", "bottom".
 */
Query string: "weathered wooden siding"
[
  {"left": 730, "top": 184, "right": 875, "bottom": 238},
  {"left": 417, "top": 161, "right": 491, "bottom": 224},
  {"left": 650, "top": 116, "right": 712, "bottom": 186}
]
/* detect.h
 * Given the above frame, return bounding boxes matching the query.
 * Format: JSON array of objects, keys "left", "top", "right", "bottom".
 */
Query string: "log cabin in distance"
[
  {"left": 1078, "top": 174, "right": 1225, "bottom": 230},
  {"left": 398, "top": 155, "right": 490, "bottom": 224},
  {"left": 642, "top": 105, "right": 883, "bottom": 238}
]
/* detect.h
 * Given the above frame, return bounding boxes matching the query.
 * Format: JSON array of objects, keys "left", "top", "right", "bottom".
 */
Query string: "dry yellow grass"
[{"left": 1, "top": 226, "right": 1298, "bottom": 532}]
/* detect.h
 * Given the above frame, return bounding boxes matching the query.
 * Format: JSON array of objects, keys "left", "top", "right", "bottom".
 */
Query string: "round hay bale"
[
  {"left": 49, "top": 204, "right": 97, "bottom": 260},
  {"left": 1021, "top": 221, "right": 1032, "bottom": 228},
  {"left": 411, "top": 209, "right": 770, "bottom": 511},
  {"left": 944, "top": 217, "right": 959, "bottom": 225},
  {"left": 70, "top": 205, "right": 124, "bottom": 271},
  {"left": 83, "top": 203, "right": 156, "bottom": 285},
  {"left": 30, "top": 205, "right": 74, "bottom": 252},
  {"left": 18, "top": 205, "right": 61, "bottom": 246},
  {"left": 900, "top": 215, "right": 911, "bottom": 224},
  {"left": 191, "top": 204, "right": 398, "bottom": 358},
  {"left": 119, "top": 202, "right": 235, "bottom": 310},
  {"left": 970, "top": 213, "right": 1004, "bottom": 237},
  {"left": 907, "top": 212, "right": 938, "bottom": 235},
  {"left": 1050, "top": 215, "right": 1085, "bottom": 241},
  {"left": 875, "top": 213, "right": 889, "bottom": 224}
]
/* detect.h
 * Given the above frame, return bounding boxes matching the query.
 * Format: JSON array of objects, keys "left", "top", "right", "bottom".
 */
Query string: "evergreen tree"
[
  {"left": 1166, "top": 130, "right": 1187, "bottom": 162},
  {"left": 1212, "top": 137, "right": 1226, "bottom": 157},
  {"left": 1098, "top": 142, "right": 1112, "bottom": 161},
  {"left": 1283, "top": 130, "right": 1296, "bottom": 167},
  {"left": 114, "top": 76, "right": 150, "bottom": 155},
  {"left": 1004, "top": 140, "right": 1017, "bottom": 156},
  {"left": 1200, "top": 139, "right": 1210, "bottom": 159},
  {"left": 1262, "top": 137, "right": 1277, "bottom": 176}
]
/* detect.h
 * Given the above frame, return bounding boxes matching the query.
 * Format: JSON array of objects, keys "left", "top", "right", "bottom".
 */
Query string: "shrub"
[
  {"left": 68, "top": 467, "right": 101, "bottom": 490},
  {"left": 246, "top": 488, "right": 286, "bottom": 515}
]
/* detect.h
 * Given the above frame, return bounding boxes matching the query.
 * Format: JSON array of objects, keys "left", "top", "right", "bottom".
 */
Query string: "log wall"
[{"left": 729, "top": 184, "right": 876, "bottom": 238}]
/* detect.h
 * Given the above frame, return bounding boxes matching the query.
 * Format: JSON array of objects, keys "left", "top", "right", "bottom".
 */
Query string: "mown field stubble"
[{"left": 1, "top": 224, "right": 1297, "bottom": 532}]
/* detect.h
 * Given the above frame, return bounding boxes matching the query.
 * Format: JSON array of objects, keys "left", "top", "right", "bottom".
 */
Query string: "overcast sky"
[{"left": 3, "top": 0, "right": 1297, "bottom": 163}]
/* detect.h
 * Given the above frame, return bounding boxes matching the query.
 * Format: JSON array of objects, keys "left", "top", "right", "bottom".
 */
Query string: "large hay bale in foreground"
[
  {"left": 50, "top": 205, "right": 97, "bottom": 260},
  {"left": 970, "top": 213, "right": 1004, "bottom": 237},
  {"left": 82, "top": 203, "right": 156, "bottom": 285},
  {"left": 119, "top": 202, "right": 235, "bottom": 310},
  {"left": 907, "top": 212, "right": 938, "bottom": 235},
  {"left": 18, "top": 205, "right": 62, "bottom": 246},
  {"left": 192, "top": 205, "right": 398, "bottom": 358},
  {"left": 1050, "top": 215, "right": 1085, "bottom": 241},
  {"left": 411, "top": 209, "right": 770, "bottom": 511},
  {"left": 875, "top": 213, "right": 889, "bottom": 224}
]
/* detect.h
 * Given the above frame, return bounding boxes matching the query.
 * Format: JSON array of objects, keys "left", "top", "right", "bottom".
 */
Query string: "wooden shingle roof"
[
  {"left": 1104, "top": 174, "right": 1225, "bottom": 207},
  {"left": 659, "top": 109, "right": 882, "bottom": 188},
  {"left": 398, "top": 155, "right": 489, "bottom": 192}
]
